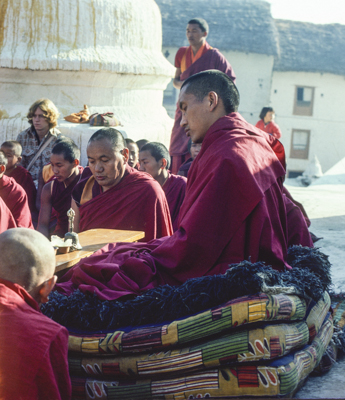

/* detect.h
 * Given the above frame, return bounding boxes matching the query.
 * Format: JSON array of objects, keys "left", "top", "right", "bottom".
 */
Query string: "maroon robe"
[
  {"left": 0, "top": 197, "right": 16, "bottom": 233},
  {"left": 50, "top": 166, "right": 83, "bottom": 237},
  {"left": 284, "top": 196, "right": 313, "bottom": 247},
  {"left": 0, "top": 175, "right": 33, "bottom": 229},
  {"left": 57, "top": 113, "right": 291, "bottom": 301},
  {"left": 163, "top": 173, "right": 187, "bottom": 231},
  {"left": 7, "top": 165, "right": 37, "bottom": 215},
  {"left": 0, "top": 279, "right": 71, "bottom": 399},
  {"left": 170, "top": 46, "right": 236, "bottom": 173},
  {"left": 73, "top": 164, "right": 173, "bottom": 242}
]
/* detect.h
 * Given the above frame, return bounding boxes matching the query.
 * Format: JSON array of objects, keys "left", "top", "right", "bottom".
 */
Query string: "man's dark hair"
[
  {"left": 0, "top": 151, "right": 8, "bottom": 166},
  {"left": 52, "top": 137, "right": 80, "bottom": 163},
  {"left": 1, "top": 140, "right": 22, "bottom": 157},
  {"left": 136, "top": 139, "right": 150, "bottom": 151},
  {"left": 181, "top": 70, "right": 240, "bottom": 114},
  {"left": 259, "top": 107, "right": 274, "bottom": 120},
  {"left": 141, "top": 142, "right": 171, "bottom": 170},
  {"left": 188, "top": 18, "right": 209, "bottom": 33},
  {"left": 88, "top": 128, "right": 126, "bottom": 151},
  {"left": 125, "top": 138, "right": 139, "bottom": 149}
]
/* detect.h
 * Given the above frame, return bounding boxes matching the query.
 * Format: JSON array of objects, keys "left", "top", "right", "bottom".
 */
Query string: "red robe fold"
[
  {"left": 0, "top": 197, "right": 16, "bottom": 233},
  {"left": 57, "top": 113, "right": 291, "bottom": 301},
  {"left": 163, "top": 173, "right": 187, "bottom": 232},
  {"left": 284, "top": 195, "right": 313, "bottom": 247},
  {"left": 50, "top": 166, "right": 83, "bottom": 237},
  {"left": 170, "top": 43, "right": 236, "bottom": 173},
  {"left": 73, "top": 165, "right": 173, "bottom": 242},
  {"left": 0, "top": 175, "right": 33, "bottom": 229},
  {"left": 7, "top": 165, "right": 37, "bottom": 215}
]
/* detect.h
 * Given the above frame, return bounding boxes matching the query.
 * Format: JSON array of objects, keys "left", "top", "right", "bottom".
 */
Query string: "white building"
[{"left": 157, "top": 0, "right": 345, "bottom": 176}]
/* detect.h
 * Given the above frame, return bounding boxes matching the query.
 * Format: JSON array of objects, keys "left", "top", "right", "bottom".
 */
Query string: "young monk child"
[
  {"left": 177, "top": 139, "right": 202, "bottom": 177},
  {"left": 125, "top": 138, "right": 140, "bottom": 169},
  {"left": 139, "top": 142, "right": 187, "bottom": 231},
  {"left": 37, "top": 138, "right": 83, "bottom": 238},
  {"left": 0, "top": 151, "right": 33, "bottom": 228},
  {"left": 1, "top": 140, "right": 37, "bottom": 219},
  {"left": 0, "top": 228, "right": 71, "bottom": 399}
]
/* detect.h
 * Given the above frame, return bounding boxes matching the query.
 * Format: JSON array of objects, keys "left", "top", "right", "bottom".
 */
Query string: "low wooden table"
[{"left": 55, "top": 228, "right": 144, "bottom": 275}]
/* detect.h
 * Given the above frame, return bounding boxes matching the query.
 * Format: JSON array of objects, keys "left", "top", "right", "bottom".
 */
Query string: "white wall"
[{"left": 271, "top": 71, "right": 345, "bottom": 174}]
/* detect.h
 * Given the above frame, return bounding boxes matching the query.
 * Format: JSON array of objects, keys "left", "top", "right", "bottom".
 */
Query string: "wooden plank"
[{"left": 55, "top": 229, "right": 144, "bottom": 274}]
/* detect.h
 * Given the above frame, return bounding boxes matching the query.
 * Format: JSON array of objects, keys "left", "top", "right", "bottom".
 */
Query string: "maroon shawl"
[
  {"left": 8, "top": 165, "right": 37, "bottom": 214},
  {"left": 57, "top": 113, "right": 291, "bottom": 300},
  {"left": 51, "top": 166, "right": 83, "bottom": 237},
  {"left": 73, "top": 165, "right": 173, "bottom": 242},
  {"left": 169, "top": 48, "right": 236, "bottom": 157},
  {"left": 0, "top": 197, "right": 16, "bottom": 233},
  {"left": 163, "top": 173, "right": 187, "bottom": 231},
  {"left": 0, "top": 176, "right": 33, "bottom": 229}
]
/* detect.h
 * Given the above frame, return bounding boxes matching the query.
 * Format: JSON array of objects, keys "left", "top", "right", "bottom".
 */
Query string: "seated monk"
[
  {"left": 139, "top": 142, "right": 187, "bottom": 231},
  {"left": 37, "top": 138, "right": 83, "bottom": 238},
  {"left": 57, "top": 70, "right": 299, "bottom": 301},
  {"left": 1, "top": 140, "right": 37, "bottom": 221},
  {"left": 70, "top": 128, "right": 173, "bottom": 241},
  {"left": 0, "top": 197, "right": 16, "bottom": 233},
  {"left": 0, "top": 228, "right": 71, "bottom": 399},
  {"left": 0, "top": 151, "right": 33, "bottom": 229},
  {"left": 177, "top": 139, "right": 202, "bottom": 177},
  {"left": 125, "top": 138, "right": 140, "bottom": 169}
]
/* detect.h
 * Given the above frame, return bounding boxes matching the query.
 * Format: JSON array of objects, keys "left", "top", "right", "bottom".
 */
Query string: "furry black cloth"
[{"left": 42, "top": 246, "right": 332, "bottom": 331}]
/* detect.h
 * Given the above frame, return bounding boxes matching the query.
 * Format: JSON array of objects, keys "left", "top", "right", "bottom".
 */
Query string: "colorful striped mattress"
[{"left": 68, "top": 291, "right": 333, "bottom": 399}]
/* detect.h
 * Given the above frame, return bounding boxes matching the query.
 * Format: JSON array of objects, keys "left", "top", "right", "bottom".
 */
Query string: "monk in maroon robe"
[
  {"left": 0, "top": 151, "right": 33, "bottom": 229},
  {"left": 57, "top": 71, "right": 298, "bottom": 301},
  {"left": 37, "top": 139, "right": 83, "bottom": 238},
  {"left": 139, "top": 142, "right": 187, "bottom": 231},
  {"left": 0, "top": 197, "right": 16, "bottom": 233},
  {"left": 1, "top": 141, "right": 37, "bottom": 219},
  {"left": 70, "top": 129, "right": 172, "bottom": 242},
  {"left": 170, "top": 18, "right": 236, "bottom": 173}
]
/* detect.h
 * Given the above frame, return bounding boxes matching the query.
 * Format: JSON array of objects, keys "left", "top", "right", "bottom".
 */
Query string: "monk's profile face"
[
  {"left": 50, "top": 153, "right": 78, "bottom": 183},
  {"left": 127, "top": 142, "right": 139, "bottom": 168},
  {"left": 0, "top": 146, "right": 19, "bottom": 171},
  {"left": 87, "top": 138, "right": 128, "bottom": 191},
  {"left": 139, "top": 150, "right": 163, "bottom": 179},
  {"left": 179, "top": 86, "right": 212, "bottom": 144}
]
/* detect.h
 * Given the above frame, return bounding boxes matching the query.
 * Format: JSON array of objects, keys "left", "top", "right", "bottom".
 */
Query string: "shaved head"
[
  {"left": 88, "top": 128, "right": 126, "bottom": 151},
  {"left": 0, "top": 228, "right": 55, "bottom": 292}
]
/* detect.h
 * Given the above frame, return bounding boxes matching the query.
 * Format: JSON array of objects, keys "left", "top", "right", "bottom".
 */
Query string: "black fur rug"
[{"left": 42, "top": 246, "right": 332, "bottom": 331}]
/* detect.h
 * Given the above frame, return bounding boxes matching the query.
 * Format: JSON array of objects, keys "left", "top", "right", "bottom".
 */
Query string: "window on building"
[
  {"left": 290, "top": 129, "right": 310, "bottom": 159},
  {"left": 293, "top": 86, "right": 314, "bottom": 116}
]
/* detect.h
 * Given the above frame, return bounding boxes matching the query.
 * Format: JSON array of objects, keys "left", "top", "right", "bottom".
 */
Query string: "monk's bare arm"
[
  {"left": 37, "top": 182, "right": 53, "bottom": 238},
  {"left": 71, "top": 199, "right": 80, "bottom": 233},
  {"left": 173, "top": 67, "right": 183, "bottom": 89}
]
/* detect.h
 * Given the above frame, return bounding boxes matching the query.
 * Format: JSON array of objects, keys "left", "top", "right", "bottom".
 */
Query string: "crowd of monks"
[{"left": 0, "top": 17, "right": 316, "bottom": 400}]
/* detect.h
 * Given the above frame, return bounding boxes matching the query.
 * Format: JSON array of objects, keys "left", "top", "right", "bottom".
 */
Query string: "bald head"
[{"left": 0, "top": 228, "right": 55, "bottom": 292}]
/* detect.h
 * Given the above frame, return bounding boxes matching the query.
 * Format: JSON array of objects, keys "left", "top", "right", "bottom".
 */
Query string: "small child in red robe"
[
  {"left": 1, "top": 140, "right": 37, "bottom": 221},
  {"left": 37, "top": 137, "right": 82, "bottom": 238},
  {"left": 0, "top": 228, "right": 71, "bottom": 399},
  {"left": 139, "top": 142, "right": 187, "bottom": 231}
]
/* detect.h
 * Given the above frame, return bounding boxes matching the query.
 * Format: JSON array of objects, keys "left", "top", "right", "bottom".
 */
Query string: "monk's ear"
[
  {"left": 39, "top": 276, "right": 57, "bottom": 304},
  {"left": 208, "top": 91, "right": 219, "bottom": 111},
  {"left": 160, "top": 158, "right": 167, "bottom": 170},
  {"left": 73, "top": 159, "right": 80, "bottom": 167},
  {"left": 17, "top": 156, "right": 22, "bottom": 164},
  {"left": 121, "top": 148, "right": 129, "bottom": 163},
  {"left": 0, "top": 164, "right": 5, "bottom": 175}
]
